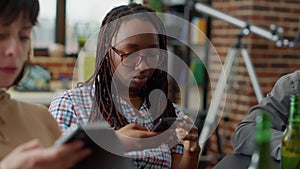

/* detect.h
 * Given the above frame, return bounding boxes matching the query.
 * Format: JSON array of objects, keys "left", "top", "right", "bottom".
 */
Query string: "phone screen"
[{"left": 151, "top": 117, "right": 179, "bottom": 132}]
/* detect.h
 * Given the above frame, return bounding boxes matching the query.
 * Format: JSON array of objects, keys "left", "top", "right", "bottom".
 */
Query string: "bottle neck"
[
  {"left": 289, "top": 112, "right": 300, "bottom": 123},
  {"left": 255, "top": 141, "right": 271, "bottom": 156},
  {"left": 287, "top": 121, "right": 300, "bottom": 129},
  {"left": 289, "top": 95, "right": 300, "bottom": 123},
  {"left": 248, "top": 113, "right": 273, "bottom": 169},
  {"left": 249, "top": 139, "right": 273, "bottom": 169},
  {"left": 255, "top": 128, "right": 271, "bottom": 143}
]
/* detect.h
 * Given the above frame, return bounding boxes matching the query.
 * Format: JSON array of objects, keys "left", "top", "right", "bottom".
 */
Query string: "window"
[
  {"left": 65, "top": 0, "right": 128, "bottom": 54},
  {"left": 32, "top": 0, "right": 56, "bottom": 49},
  {"left": 32, "top": 0, "right": 129, "bottom": 56}
]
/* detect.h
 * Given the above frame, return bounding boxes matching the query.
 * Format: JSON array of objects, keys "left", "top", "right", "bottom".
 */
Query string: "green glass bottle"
[
  {"left": 281, "top": 95, "right": 300, "bottom": 169},
  {"left": 248, "top": 112, "right": 274, "bottom": 169}
]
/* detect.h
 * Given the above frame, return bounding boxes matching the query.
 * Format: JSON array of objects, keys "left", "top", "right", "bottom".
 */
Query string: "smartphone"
[
  {"left": 53, "top": 122, "right": 120, "bottom": 148},
  {"left": 53, "top": 123, "right": 133, "bottom": 169},
  {"left": 151, "top": 117, "right": 181, "bottom": 132},
  {"left": 53, "top": 125, "right": 90, "bottom": 147}
]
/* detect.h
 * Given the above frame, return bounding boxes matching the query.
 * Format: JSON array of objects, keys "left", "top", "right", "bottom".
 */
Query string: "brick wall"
[
  {"left": 31, "top": 57, "right": 76, "bottom": 80},
  {"left": 206, "top": 0, "right": 300, "bottom": 164}
]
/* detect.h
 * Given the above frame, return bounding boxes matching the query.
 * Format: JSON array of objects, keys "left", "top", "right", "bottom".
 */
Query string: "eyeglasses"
[{"left": 111, "top": 47, "right": 163, "bottom": 68}]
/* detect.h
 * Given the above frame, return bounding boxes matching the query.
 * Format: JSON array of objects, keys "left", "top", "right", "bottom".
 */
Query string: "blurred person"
[
  {"left": 0, "top": 0, "right": 91, "bottom": 168},
  {"left": 232, "top": 70, "right": 300, "bottom": 160}
]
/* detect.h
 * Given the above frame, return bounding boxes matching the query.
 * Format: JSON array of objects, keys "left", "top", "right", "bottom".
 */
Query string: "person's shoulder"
[
  {"left": 17, "top": 101, "right": 51, "bottom": 119},
  {"left": 276, "top": 70, "right": 300, "bottom": 86},
  {"left": 50, "top": 85, "right": 94, "bottom": 110},
  {"left": 280, "top": 70, "right": 300, "bottom": 80},
  {"left": 52, "top": 85, "right": 92, "bottom": 100},
  {"left": 270, "top": 70, "right": 300, "bottom": 96},
  {"left": 287, "top": 70, "right": 300, "bottom": 79},
  {"left": 17, "top": 100, "right": 47, "bottom": 110}
]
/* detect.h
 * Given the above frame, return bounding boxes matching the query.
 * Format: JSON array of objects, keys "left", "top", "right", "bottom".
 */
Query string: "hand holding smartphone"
[
  {"left": 53, "top": 122, "right": 133, "bottom": 169},
  {"left": 151, "top": 117, "right": 182, "bottom": 132}
]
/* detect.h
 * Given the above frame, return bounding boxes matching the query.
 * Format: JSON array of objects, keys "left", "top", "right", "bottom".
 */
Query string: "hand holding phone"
[
  {"left": 53, "top": 123, "right": 133, "bottom": 169},
  {"left": 151, "top": 117, "right": 182, "bottom": 132}
]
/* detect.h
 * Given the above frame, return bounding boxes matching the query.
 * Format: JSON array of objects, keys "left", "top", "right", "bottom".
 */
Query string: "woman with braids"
[
  {"left": 49, "top": 3, "right": 200, "bottom": 169},
  {"left": 0, "top": 0, "right": 91, "bottom": 168}
]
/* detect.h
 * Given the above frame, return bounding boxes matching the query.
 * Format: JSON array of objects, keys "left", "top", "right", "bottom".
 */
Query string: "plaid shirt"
[{"left": 49, "top": 85, "right": 184, "bottom": 169}]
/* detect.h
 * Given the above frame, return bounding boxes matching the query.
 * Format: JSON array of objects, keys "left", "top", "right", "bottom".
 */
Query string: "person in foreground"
[
  {"left": 0, "top": 0, "right": 91, "bottom": 168},
  {"left": 49, "top": 3, "right": 200, "bottom": 169},
  {"left": 232, "top": 70, "right": 300, "bottom": 160}
]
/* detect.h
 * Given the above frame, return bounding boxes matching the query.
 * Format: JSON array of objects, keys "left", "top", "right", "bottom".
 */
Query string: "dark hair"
[
  {"left": 0, "top": 0, "right": 39, "bottom": 25},
  {"left": 0, "top": 0, "right": 40, "bottom": 86},
  {"left": 85, "top": 3, "right": 177, "bottom": 129}
]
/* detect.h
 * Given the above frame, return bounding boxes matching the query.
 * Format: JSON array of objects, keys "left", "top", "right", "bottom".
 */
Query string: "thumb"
[{"left": 131, "top": 123, "right": 148, "bottom": 131}]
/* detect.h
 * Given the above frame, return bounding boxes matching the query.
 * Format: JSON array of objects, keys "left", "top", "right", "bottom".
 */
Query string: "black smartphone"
[
  {"left": 151, "top": 117, "right": 181, "bottom": 132},
  {"left": 53, "top": 123, "right": 133, "bottom": 169},
  {"left": 53, "top": 125, "right": 91, "bottom": 147}
]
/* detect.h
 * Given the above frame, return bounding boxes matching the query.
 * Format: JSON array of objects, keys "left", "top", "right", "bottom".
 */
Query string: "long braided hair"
[{"left": 86, "top": 3, "right": 177, "bottom": 129}]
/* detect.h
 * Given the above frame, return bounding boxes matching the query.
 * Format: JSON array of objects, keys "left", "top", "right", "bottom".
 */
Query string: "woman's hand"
[
  {"left": 116, "top": 123, "right": 161, "bottom": 151},
  {"left": 173, "top": 115, "right": 200, "bottom": 169},
  {"left": 0, "top": 139, "right": 91, "bottom": 169},
  {"left": 175, "top": 115, "right": 200, "bottom": 153},
  {"left": 117, "top": 123, "right": 158, "bottom": 138}
]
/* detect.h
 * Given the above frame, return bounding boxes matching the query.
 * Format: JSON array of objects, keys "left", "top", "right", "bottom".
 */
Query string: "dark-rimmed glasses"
[{"left": 111, "top": 47, "right": 163, "bottom": 68}]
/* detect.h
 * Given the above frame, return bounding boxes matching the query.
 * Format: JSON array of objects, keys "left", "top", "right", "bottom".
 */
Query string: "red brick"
[
  {"left": 273, "top": 7, "right": 291, "bottom": 12},
  {"left": 209, "top": 0, "right": 300, "bottom": 158}
]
